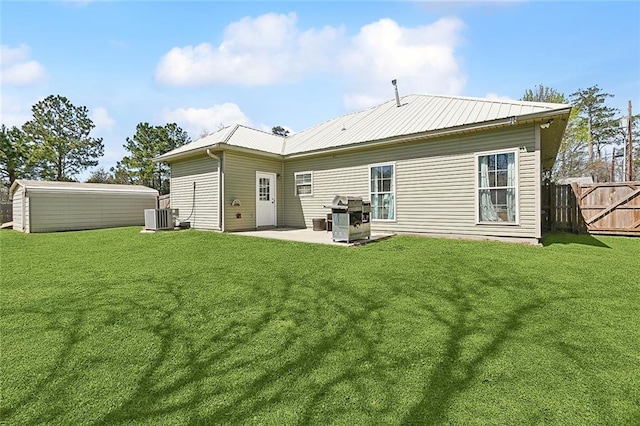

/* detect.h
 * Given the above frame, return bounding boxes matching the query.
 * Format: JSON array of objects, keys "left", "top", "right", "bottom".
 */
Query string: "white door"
[{"left": 256, "top": 172, "right": 276, "bottom": 227}]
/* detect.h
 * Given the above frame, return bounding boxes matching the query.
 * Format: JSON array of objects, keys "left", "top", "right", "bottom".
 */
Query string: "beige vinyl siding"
[
  {"left": 171, "top": 156, "right": 219, "bottom": 230},
  {"left": 284, "top": 124, "right": 538, "bottom": 240},
  {"left": 27, "top": 192, "right": 156, "bottom": 233},
  {"left": 12, "top": 187, "right": 24, "bottom": 232},
  {"left": 283, "top": 160, "right": 368, "bottom": 229},
  {"left": 224, "top": 151, "right": 283, "bottom": 231}
]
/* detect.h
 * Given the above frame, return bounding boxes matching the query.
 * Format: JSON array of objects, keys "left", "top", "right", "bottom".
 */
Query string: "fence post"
[{"left": 550, "top": 183, "right": 556, "bottom": 232}]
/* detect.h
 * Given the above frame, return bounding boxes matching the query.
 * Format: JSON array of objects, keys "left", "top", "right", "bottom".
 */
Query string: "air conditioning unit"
[{"left": 144, "top": 209, "right": 178, "bottom": 231}]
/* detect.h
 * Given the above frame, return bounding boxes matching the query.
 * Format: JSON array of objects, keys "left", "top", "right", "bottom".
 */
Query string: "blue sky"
[{"left": 2, "top": 1, "right": 639, "bottom": 179}]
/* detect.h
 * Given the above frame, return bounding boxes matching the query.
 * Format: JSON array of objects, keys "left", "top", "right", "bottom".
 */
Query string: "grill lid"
[{"left": 325, "top": 195, "right": 364, "bottom": 210}]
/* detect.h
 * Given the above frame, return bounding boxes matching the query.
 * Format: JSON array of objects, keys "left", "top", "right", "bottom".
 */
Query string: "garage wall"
[
  {"left": 27, "top": 191, "right": 156, "bottom": 233},
  {"left": 11, "top": 187, "right": 25, "bottom": 232}
]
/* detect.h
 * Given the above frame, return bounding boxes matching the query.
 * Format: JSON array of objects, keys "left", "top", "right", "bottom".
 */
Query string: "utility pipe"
[{"left": 207, "top": 149, "right": 224, "bottom": 232}]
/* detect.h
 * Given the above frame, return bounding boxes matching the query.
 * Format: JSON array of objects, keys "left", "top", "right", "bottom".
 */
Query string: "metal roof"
[
  {"left": 227, "top": 125, "right": 285, "bottom": 154},
  {"left": 156, "top": 94, "right": 571, "bottom": 162},
  {"left": 155, "top": 124, "right": 284, "bottom": 161},
  {"left": 10, "top": 179, "right": 158, "bottom": 199},
  {"left": 284, "top": 94, "right": 570, "bottom": 155}
]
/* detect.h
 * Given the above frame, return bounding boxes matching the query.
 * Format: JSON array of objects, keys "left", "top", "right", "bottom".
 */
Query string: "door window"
[{"left": 259, "top": 177, "right": 270, "bottom": 201}]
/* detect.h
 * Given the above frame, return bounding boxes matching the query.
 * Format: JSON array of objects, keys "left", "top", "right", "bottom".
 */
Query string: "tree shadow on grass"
[
  {"left": 1, "top": 286, "right": 106, "bottom": 423},
  {"left": 4, "top": 254, "right": 557, "bottom": 425},
  {"left": 400, "top": 281, "right": 544, "bottom": 424}
]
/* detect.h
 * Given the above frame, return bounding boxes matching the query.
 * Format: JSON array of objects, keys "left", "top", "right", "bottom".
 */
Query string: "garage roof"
[{"left": 10, "top": 180, "right": 158, "bottom": 199}]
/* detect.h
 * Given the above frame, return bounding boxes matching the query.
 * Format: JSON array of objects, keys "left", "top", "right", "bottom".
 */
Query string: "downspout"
[
  {"left": 281, "top": 160, "right": 285, "bottom": 227},
  {"left": 280, "top": 136, "right": 287, "bottom": 228},
  {"left": 207, "top": 149, "right": 224, "bottom": 232},
  {"left": 534, "top": 125, "right": 542, "bottom": 241}
]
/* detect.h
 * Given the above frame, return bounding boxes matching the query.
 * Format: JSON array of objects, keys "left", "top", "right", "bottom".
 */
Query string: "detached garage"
[{"left": 10, "top": 180, "right": 158, "bottom": 233}]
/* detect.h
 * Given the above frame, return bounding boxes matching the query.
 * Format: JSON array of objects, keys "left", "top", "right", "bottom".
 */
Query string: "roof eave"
[
  {"left": 284, "top": 107, "right": 573, "bottom": 159},
  {"left": 154, "top": 143, "right": 224, "bottom": 163},
  {"left": 9, "top": 179, "right": 22, "bottom": 199},
  {"left": 515, "top": 106, "right": 572, "bottom": 123},
  {"left": 154, "top": 142, "right": 284, "bottom": 163},
  {"left": 284, "top": 115, "right": 518, "bottom": 159}
]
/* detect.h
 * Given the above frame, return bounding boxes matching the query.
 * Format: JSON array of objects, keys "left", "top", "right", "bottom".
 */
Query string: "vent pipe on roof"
[{"left": 391, "top": 79, "right": 401, "bottom": 107}]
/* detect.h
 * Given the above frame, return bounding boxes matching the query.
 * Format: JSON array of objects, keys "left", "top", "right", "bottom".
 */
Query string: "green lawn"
[{"left": 1, "top": 228, "right": 638, "bottom": 425}]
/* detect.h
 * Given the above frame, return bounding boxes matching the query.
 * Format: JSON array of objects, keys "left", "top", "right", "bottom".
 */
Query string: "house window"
[
  {"left": 295, "top": 171, "right": 313, "bottom": 196},
  {"left": 370, "top": 163, "right": 395, "bottom": 220},
  {"left": 477, "top": 151, "right": 518, "bottom": 223}
]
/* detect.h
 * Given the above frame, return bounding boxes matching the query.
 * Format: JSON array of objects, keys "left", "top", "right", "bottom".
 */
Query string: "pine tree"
[{"left": 22, "top": 95, "right": 104, "bottom": 181}]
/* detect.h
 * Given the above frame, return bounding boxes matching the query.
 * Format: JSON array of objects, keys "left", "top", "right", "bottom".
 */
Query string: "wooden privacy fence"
[
  {"left": 158, "top": 194, "right": 170, "bottom": 209},
  {"left": 571, "top": 182, "right": 640, "bottom": 236},
  {"left": 543, "top": 182, "right": 640, "bottom": 235},
  {"left": 542, "top": 184, "right": 585, "bottom": 233}
]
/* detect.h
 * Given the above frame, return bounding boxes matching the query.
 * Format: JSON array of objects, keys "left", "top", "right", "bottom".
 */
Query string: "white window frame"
[
  {"left": 474, "top": 148, "right": 520, "bottom": 226},
  {"left": 294, "top": 171, "right": 313, "bottom": 197},
  {"left": 369, "top": 162, "right": 396, "bottom": 222}
]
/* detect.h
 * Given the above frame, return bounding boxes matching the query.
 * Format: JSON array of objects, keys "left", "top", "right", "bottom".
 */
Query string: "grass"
[{"left": 1, "top": 228, "right": 639, "bottom": 425}]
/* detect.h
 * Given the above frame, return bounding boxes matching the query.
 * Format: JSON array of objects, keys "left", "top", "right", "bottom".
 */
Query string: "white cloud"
[
  {"left": 340, "top": 17, "right": 466, "bottom": 110},
  {"left": 60, "top": 0, "right": 96, "bottom": 8},
  {"left": 155, "top": 13, "right": 466, "bottom": 111},
  {"left": 0, "top": 94, "right": 35, "bottom": 127},
  {"left": 90, "top": 107, "right": 116, "bottom": 132},
  {"left": 155, "top": 12, "right": 343, "bottom": 86},
  {"left": 1, "top": 44, "right": 46, "bottom": 86},
  {"left": 162, "top": 103, "right": 252, "bottom": 138},
  {"left": 485, "top": 92, "right": 514, "bottom": 101}
]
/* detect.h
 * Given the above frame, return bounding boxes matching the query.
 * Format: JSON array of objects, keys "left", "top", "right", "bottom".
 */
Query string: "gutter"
[
  {"left": 284, "top": 115, "right": 519, "bottom": 159},
  {"left": 154, "top": 143, "right": 223, "bottom": 163},
  {"left": 155, "top": 106, "right": 573, "bottom": 164},
  {"left": 155, "top": 142, "right": 283, "bottom": 164},
  {"left": 284, "top": 108, "right": 572, "bottom": 160}
]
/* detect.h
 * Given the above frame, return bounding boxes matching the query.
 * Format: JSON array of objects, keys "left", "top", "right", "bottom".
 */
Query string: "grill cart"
[{"left": 325, "top": 195, "right": 371, "bottom": 242}]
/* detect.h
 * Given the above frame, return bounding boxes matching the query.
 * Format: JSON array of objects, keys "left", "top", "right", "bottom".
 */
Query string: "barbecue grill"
[{"left": 325, "top": 195, "right": 371, "bottom": 242}]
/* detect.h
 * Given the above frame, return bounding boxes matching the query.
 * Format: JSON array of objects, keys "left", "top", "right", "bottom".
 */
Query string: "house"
[
  {"left": 155, "top": 94, "right": 571, "bottom": 243},
  {"left": 10, "top": 180, "right": 158, "bottom": 233}
]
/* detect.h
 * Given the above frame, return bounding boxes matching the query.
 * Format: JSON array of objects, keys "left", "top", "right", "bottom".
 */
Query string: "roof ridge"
[
  {"left": 235, "top": 123, "right": 283, "bottom": 139},
  {"left": 222, "top": 123, "right": 240, "bottom": 143},
  {"left": 404, "top": 93, "right": 570, "bottom": 109}
]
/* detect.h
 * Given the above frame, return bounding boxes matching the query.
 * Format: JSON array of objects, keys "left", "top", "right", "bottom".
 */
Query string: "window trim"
[
  {"left": 474, "top": 149, "right": 520, "bottom": 226},
  {"left": 369, "top": 162, "right": 397, "bottom": 222},
  {"left": 294, "top": 171, "right": 313, "bottom": 197}
]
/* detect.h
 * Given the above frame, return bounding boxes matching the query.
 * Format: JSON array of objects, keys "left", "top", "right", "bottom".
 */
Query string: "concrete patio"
[{"left": 233, "top": 227, "right": 394, "bottom": 246}]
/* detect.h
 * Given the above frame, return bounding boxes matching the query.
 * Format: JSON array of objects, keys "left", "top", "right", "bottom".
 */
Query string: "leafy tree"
[
  {"left": 521, "top": 84, "right": 567, "bottom": 103},
  {"left": 552, "top": 109, "right": 589, "bottom": 181},
  {"left": 120, "top": 122, "right": 190, "bottom": 194},
  {"left": 519, "top": 85, "right": 584, "bottom": 181},
  {"left": 85, "top": 167, "right": 114, "bottom": 184},
  {"left": 272, "top": 126, "right": 290, "bottom": 137},
  {"left": 22, "top": 95, "right": 104, "bottom": 181},
  {"left": 110, "top": 164, "right": 135, "bottom": 185},
  {"left": 570, "top": 86, "right": 619, "bottom": 164},
  {"left": 0, "top": 124, "right": 34, "bottom": 189}
]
